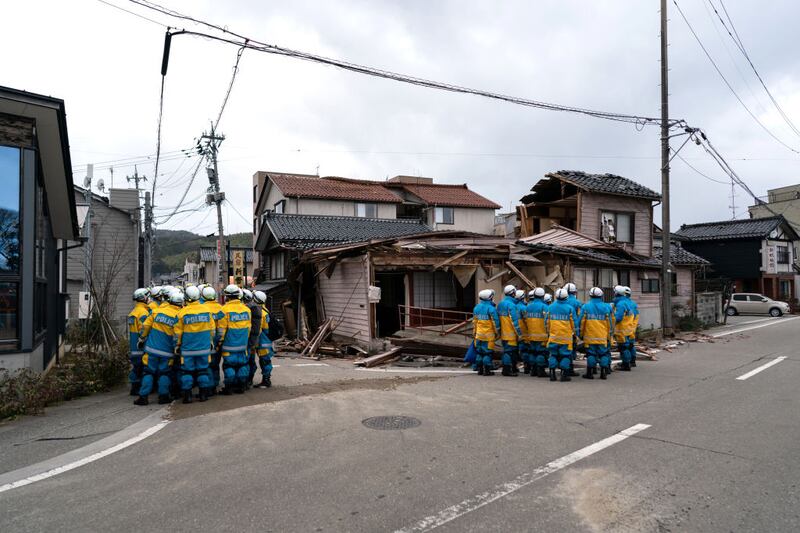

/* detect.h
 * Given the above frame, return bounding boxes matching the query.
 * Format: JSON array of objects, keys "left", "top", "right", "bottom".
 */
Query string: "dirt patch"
[
  {"left": 169, "top": 376, "right": 446, "bottom": 420},
  {"left": 557, "top": 467, "right": 663, "bottom": 532}
]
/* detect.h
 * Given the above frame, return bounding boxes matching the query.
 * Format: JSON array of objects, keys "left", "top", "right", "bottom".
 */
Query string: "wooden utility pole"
[
  {"left": 201, "top": 124, "right": 226, "bottom": 291},
  {"left": 660, "top": 0, "right": 674, "bottom": 335}
]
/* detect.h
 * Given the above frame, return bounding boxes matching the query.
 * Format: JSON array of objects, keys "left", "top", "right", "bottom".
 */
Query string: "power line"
[
  {"left": 214, "top": 44, "right": 246, "bottom": 129},
  {"left": 224, "top": 198, "right": 251, "bottom": 226},
  {"left": 672, "top": 0, "right": 800, "bottom": 154},
  {"left": 126, "top": 0, "right": 681, "bottom": 129},
  {"left": 707, "top": 0, "right": 800, "bottom": 138},
  {"left": 96, "top": 0, "right": 168, "bottom": 27},
  {"left": 673, "top": 151, "right": 729, "bottom": 184}
]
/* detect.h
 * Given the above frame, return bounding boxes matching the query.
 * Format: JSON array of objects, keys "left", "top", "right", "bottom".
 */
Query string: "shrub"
[
  {"left": 677, "top": 315, "right": 706, "bottom": 332},
  {"left": 0, "top": 338, "right": 129, "bottom": 420}
]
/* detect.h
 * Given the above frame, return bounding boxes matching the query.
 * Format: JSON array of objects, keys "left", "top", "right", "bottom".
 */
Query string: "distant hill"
[{"left": 152, "top": 229, "right": 252, "bottom": 275}]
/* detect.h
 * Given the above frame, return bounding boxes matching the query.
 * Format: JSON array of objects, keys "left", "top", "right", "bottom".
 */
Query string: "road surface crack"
[{"left": 630, "top": 434, "right": 750, "bottom": 460}]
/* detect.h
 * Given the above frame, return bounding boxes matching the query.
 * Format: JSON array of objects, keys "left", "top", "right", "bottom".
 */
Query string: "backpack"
[{"left": 267, "top": 318, "right": 284, "bottom": 341}]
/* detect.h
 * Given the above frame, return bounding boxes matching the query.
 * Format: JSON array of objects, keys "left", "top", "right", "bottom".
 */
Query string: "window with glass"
[
  {"left": 641, "top": 279, "right": 660, "bottom": 293},
  {"left": 434, "top": 206, "right": 454, "bottom": 225},
  {"left": 600, "top": 211, "right": 633, "bottom": 243},
  {"left": 355, "top": 203, "right": 377, "bottom": 218},
  {"left": 0, "top": 145, "right": 21, "bottom": 348},
  {"left": 413, "top": 271, "right": 457, "bottom": 308},
  {"left": 269, "top": 252, "right": 286, "bottom": 280},
  {"left": 777, "top": 245, "right": 789, "bottom": 264},
  {"left": 274, "top": 200, "right": 285, "bottom": 214}
]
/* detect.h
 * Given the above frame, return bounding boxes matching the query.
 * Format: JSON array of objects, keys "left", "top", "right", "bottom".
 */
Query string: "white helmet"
[
  {"left": 223, "top": 284, "right": 241, "bottom": 299},
  {"left": 201, "top": 286, "right": 217, "bottom": 302},
  {"left": 527, "top": 289, "right": 537, "bottom": 299},
  {"left": 184, "top": 285, "right": 201, "bottom": 302},
  {"left": 168, "top": 289, "right": 184, "bottom": 306},
  {"left": 478, "top": 289, "right": 494, "bottom": 301},
  {"left": 514, "top": 289, "right": 526, "bottom": 300},
  {"left": 543, "top": 294, "right": 553, "bottom": 304},
  {"left": 489, "top": 289, "right": 496, "bottom": 300},
  {"left": 532, "top": 287, "right": 546, "bottom": 299},
  {"left": 133, "top": 288, "right": 149, "bottom": 302},
  {"left": 564, "top": 282, "right": 577, "bottom": 294},
  {"left": 555, "top": 288, "right": 569, "bottom": 301},
  {"left": 614, "top": 285, "right": 626, "bottom": 296},
  {"left": 623, "top": 286, "right": 632, "bottom": 297},
  {"left": 253, "top": 290, "right": 267, "bottom": 305},
  {"left": 160, "top": 285, "right": 175, "bottom": 299},
  {"left": 589, "top": 287, "right": 604, "bottom": 298},
  {"left": 150, "top": 285, "right": 162, "bottom": 299},
  {"left": 242, "top": 289, "right": 254, "bottom": 302},
  {"left": 503, "top": 284, "right": 516, "bottom": 296}
]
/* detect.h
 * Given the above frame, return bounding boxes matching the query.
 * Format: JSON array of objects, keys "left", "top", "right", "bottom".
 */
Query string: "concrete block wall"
[{"left": 696, "top": 292, "right": 723, "bottom": 325}]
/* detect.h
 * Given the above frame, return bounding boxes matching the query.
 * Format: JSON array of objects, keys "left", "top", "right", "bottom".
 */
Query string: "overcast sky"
[{"left": 4, "top": 0, "right": 800, "bottom": 234}]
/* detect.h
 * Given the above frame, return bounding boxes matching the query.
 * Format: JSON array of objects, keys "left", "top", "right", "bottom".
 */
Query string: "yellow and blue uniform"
[
  {"left": 127, "top": 302, "right": 151, "bottom": 391},
  {"left": 516, "top": 297, "right": 529, "bottom": 371},
  {"left": 613, "top": 296, "right": 635, "bottom": 367},
  {"left": 472, "top": 299, "right": 500, "bottom": 372},
  {"left": 217, "top": 300, "right": 252, "bottom": 389},
  {"left": 525, "top": 297, "right": 549, "bottom": 374},
  {"left": 579, "top": 297, "right": 614, "bottom": 371},
  {"left": 547, "top": 300, "right": 576, "bottom": 372},
  {"left": 148, "top": 300, "right": 159, "bottom": 313},
  {"left": 174, "top": 301, "right": 216, "bottom": 392},
  {"left": 138, "top": 304, "right": 181, "bottom": 397},
  {"left": 497, "top": 295, "right": 522, "bottom": 373},
  {"left": 627, "top": 296, "right": 640, "bottom": 365},
  {"left": 256, "top": 306, "right": 274, "bottom": 382},
  {"left": 203, "top": 299, "right": 225, "bottom": 388}
]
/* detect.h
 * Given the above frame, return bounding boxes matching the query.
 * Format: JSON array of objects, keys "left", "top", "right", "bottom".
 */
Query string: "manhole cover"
[{"left": 362, "top": 416, "right": 421, "bottom": 430}]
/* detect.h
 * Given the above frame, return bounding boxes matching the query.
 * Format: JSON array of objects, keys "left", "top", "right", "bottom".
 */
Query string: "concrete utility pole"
[
  {"left": 83, "top": 164, "right": 94, "bottom": 298},
  {"left": 660, "top": 0, "right": 674, "bottom": 336},
  {"left": 126, "top": 165, "right": 147, "bottom": 191},
  {"left": 144, "top": 191, "right": 153, "bottom": 286},
  {"left": 201, "top": 124, "right": 226, "bottom": 291}
]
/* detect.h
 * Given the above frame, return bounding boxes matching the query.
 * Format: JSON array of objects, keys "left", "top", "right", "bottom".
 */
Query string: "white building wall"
[
  {"left": 427, "top": 207, "right": 496, "bottom": 234},
  {"left": 297, "top": 198, "right": 397, "bottom": 218}
]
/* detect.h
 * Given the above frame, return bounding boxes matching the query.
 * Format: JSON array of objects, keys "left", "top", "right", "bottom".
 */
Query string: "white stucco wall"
[{"left": 427, "top": 207, "right": 496, "bottom": 234}]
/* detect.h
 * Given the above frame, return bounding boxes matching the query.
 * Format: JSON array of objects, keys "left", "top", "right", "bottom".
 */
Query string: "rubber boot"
[
  {"left": 182, "top": 390, "right": 193, "bottom": 404},
  {"left": 538, "top": 366, "right": 547, "bottom": 378},
  {"left": 477, "top": 364, "right": 484, "bottom": 376},
  {"left": 523, "top": 363, "right": 531, "bottom": 375},
  {"left": 560, "top": 369, "right": 571, "bottom": 382},
  {"left": 621, "top": 361, "right": 631, "bottom": 371},
  {"left": 582, "top": 368, "right": 594, "bottom": 379},
  {"left": 630, "top": 359, "right": 637, "bottom": 368},
  {"left": 157, "top": 394, "right": 171, "bottom": 404},
  {"left": 235, "top": 382, "right": 246, "bottom": 394},
  {"left": 568, "top": 362, "right": 579, "bottom": 377},
  {"left": 529, "top": 365, "right": 537, "bottom": 377},
  {"left": 549, "top": 368, "right": 557, "bottom": 382},
  {"left": 484, "top": 364, "right": 494, "bottom": 376},
  {"left": 259, "top": 377, "right": 272, "bottom": 388},
  {"left": 198, "top": 388, "right": 209, "bottom": 402},
  {"left": 133, "top": 395, "right": 148, "bottom": 406},
  {"left": 130, "top": 382, "right": 140, "bottom": 396},
  {"left": 511, "top": 362, "right": 519, "bottom": 376},
  {"left": 502, "top": 365, "right": 515, "bottom": 377},
  {"left": 221, "top": 386, "right": 233, "bottom": 396},
  {"left": 592, "top": 366, "right": 598, "bottom": 375},
  {"left": 600, "top": 367, "right": 608, "bottom": 380}
]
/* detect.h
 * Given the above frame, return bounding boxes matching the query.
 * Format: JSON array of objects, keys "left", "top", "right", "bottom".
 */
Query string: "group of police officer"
[
  {"left": 472, "top": 282, "right": 639, "bottom": 381},
  {"left": 127, "top": 282, "right": 275, "bottom": 406}
]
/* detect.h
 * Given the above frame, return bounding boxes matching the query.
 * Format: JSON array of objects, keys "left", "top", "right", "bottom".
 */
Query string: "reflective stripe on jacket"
[
  {"left": 497, "top": 295, "right": 522, "bottom": 344},
  {"left": 472, "top": 301, "right": 500, "bottom": 342},
  {"left": 140, "top": 305, "right": 180, "bottom": 358},
  {"left": 524, "top": 299, "right": 549, "bottom": 342},
  {"left": 217, "top": 300, "right": 251, "bottom": 354},
  {"left": 547, "top": 301, "right": 575, "bottom": 349},
  {"left": 258, "top": 306, "right": 272, "bottom": 349},
  {"left": 127, "top": 302, "right": 150, "bottom": 356},
  {"left": 175, "top": 301, "right": 216, "bottom": 357},
  {"left": 579, "top": 298, "right": 613, "bottom": 345}
]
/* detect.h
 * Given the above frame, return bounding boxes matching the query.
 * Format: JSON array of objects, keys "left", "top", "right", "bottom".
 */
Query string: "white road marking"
[
  {"left": 356, "top": 367, "right": 474, "bottom": 374},
  {"left": 294, "top": 363, "right": 329, "bottom": 367},
  {"left": 0, "top": 420, "right": 169, "bottom": 494},
  {"left": 395, "top": 423, "right": 651, "bottom": 532},
  {"left": 736, "top": 356, "right": 788, "bottom": 381},
  {"left": 712, "top": 316, "right": 800, "bottom": 338}
]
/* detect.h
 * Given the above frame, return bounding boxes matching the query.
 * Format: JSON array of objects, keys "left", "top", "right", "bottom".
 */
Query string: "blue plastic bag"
[{"left": 464, "top": 341, "right": 477, "bottom": 363}]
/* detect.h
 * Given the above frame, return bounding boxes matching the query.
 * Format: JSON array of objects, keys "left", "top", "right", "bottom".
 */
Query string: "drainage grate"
[{"left": 362, "top": 416, "right": 421, "bottom": 431}]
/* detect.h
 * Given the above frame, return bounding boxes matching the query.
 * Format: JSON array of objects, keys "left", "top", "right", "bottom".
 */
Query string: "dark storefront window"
[{"left": 0, "top": 146, "right": 21, "bottom": 348}]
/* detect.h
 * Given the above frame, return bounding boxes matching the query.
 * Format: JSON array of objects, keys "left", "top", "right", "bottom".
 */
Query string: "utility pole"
[
  {"left": 144, "top": 191, "right": 153, "bottom": 286},
  {"left": 201, "top": 123, "right": 226, "bottom": 291},
  {"left": 126, "top": 165, "right": 148, "bottom": 191},
  {"left": 128, "top": 165, "right": 149, "bottom": 286},
  {"left": 729, "top": 178, "right": 737, "bottom": 219},
  {"left": 660, "top": 0, "right": 673, "bottom": 336},
  {"left": 83, "top": 164, "right": 94, "bottom": 299}
]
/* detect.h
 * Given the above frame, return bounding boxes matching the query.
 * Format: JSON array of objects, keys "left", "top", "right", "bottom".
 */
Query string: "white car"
[{"left": 725, "top": 293, "right": 791, "bottom": 317}]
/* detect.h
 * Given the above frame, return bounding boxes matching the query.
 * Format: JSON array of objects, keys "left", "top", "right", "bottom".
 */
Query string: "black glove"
[
  {"left": 174, "top": 345, "right": 180, "bottom": 357},
  {"left": 137, "top": 338, "right": 145, "bottom": 350}
]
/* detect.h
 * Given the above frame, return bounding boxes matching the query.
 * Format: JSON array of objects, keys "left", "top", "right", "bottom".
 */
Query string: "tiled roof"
[
  {"left": 398, "top": 183, "right": 501, "bottom": 209},
  {"left": 546, "top": 170, "right": 661, "bottom": 200},
  {"left": 653, "top": 244, "right": 710, "bottom": 266},
  {"left": 263, "top": 213, "right": 432, "bottom": 250},
  {"left": 199, "top": 247, "right": 254, "bottom": 262},
  {"left": 675, "top": 216, "right": 789, "bottom": 241},
  {"left": 519, "top": 241, "right": 660, "bottom": 268},
  {"left": 269, "top": 174, "right": 402, "bottom": 203}
]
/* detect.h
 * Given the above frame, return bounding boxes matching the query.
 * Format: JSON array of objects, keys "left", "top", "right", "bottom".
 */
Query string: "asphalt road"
[{"left": 1, "top": 316, "right": 798, "bottom": 532}]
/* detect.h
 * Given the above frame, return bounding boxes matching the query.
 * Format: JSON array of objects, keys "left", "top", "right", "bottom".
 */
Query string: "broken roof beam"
[
  {"left": 432, "top": 250, "right": 469, "bottom": 270},
  {"left": 505, "top": 261, "right": 536, "bottom": 289},
  {"left": 485, "top": 268, "right": 510, "bottom": 282}
]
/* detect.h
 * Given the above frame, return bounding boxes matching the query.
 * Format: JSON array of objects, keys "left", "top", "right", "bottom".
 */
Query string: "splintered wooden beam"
[
  {"left": 505, "top": 261, "right": 535, "bottom": 289},
  {"left": 485, "top": 269, "right": 510, "bottom": 282},
  {"left": 354, "top": 347, "right": 403, "bottom": 367},
  {"left": 432, "top": 250, "right": 469, "bottom": 270}
]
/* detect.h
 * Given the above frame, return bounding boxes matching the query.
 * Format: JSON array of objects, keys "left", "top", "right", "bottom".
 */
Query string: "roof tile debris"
[{"left": 675, "top": 216, "right": 790, "bottom": 241}]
